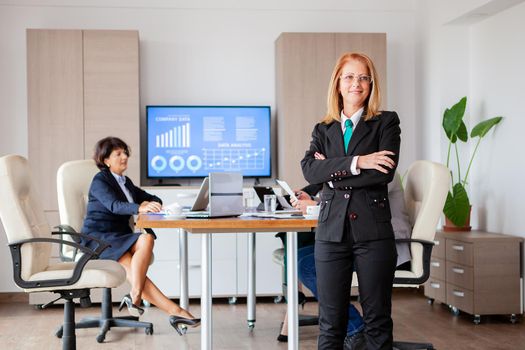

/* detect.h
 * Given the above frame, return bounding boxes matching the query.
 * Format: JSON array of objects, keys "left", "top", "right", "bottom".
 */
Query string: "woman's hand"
[
  {"left": 314, "top": 152, "right": 326, "bottom": 160},
  {"left": 138, "top": 201, "right": 162, "bottom": 213},
  {"left": 291, "top": 199, "right": 318, "bottom": 215},
  {"left": 357, "top": 150, "right": 396, "bottom": 174},
  {"left": 293, "top": 189, "right": 311, "bottom": 201}
]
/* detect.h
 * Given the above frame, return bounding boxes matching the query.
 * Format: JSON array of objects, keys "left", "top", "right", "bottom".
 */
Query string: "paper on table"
[{"left": 276, "top": 179, "right": 298, "bottom": 202}]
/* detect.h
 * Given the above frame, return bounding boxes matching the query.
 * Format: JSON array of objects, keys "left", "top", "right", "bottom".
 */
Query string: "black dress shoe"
[
  {"left": 118, "top": 294, "right": 144, "bottom": 317},
  {"left": 169, "top": 315, "right": 201, "bottom": 336},
  {"left": 277, "top": 322, "right": 288, "bottom": 342},
  {"left": 344, "top": 330, "right": 366, "bottom": 350}
]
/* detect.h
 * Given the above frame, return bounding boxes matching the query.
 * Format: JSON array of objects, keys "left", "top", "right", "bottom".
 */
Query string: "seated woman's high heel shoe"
[
  {"left": 169, "top": 315, "right": 201, "bottom": 336},
  {"left": 277, "top": 322, "right": 288, "bottom": 342},
  {"left": 298, "top": 291, "right": 307, "bottom": 309},
  {"left": 118, "top": 294, "right": 144, "bottom": 317}
]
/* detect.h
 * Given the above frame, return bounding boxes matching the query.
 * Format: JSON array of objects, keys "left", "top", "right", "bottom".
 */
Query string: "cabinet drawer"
[
  {"left": 424, "top": 278, "right": 446, "bottom": 302},
  {"left": 446, "top": 239, "right": 473, "bottom": 265},
  {"left": 446, "top": 262, "right": 473, "bottom": 290},
  {"left": 429, "top": 257, "right": 445, "bottom": 280},
  {"left": 432, "top": 233, "right": 445, "bottom": 259},
  {"left": 447, "top": 284, "right": 474, "bottom": 314}
]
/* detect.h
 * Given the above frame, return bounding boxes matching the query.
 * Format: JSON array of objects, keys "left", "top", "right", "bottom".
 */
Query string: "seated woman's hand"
[
  {"left": 292, "top": 199, "right": 318, "bottom": 215},
  {"left": 293, "top": 188, "right": 311, "bottom": 201},
  {"left": 139, "top": 201, "right": 162, "bottom": 213},
  {"left": 357, "top": 150, "right": 396, "bottom": 174}
]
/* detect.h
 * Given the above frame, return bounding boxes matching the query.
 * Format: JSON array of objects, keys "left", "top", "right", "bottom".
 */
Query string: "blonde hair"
[{"left": 321, "top": 52, "right": 382, "bottom": 124}]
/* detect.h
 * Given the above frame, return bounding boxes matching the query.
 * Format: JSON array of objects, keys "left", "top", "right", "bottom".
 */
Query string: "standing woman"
[
  {"left": 81, "top": 136, "right": 199, "bottom": 334},
  {"left": 301, "top": 53, "right": 400, "bottom": 350}
]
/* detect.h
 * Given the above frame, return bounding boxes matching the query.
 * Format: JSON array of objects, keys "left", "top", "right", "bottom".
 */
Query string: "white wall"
[
  {"left": 0, "top": 1, "right": 418, "bottom": 291},
  {"left": 415, "top": 0, "right": 525, "bottom": 238},
  {"left": 469, "top": 2, "right": 525, "bottom": 236}
]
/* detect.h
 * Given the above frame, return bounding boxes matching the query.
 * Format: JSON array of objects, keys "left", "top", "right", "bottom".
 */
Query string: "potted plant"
[{"left": 442, "top": 96, "right": 503, "bottom": 231}]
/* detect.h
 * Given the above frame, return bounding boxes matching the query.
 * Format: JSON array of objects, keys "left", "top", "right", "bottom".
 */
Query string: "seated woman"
[{"left": 81, "top": 136, "right": 199, "bottom": 334}]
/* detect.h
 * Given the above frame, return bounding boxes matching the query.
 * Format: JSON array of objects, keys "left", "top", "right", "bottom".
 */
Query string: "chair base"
[
  {"left": 298, "top": 314, "right": 319, "bottom": 327},
  {"left": 393, "top": 340, "right": 435, "bottom": 350},
  {"left": 55, "top": 288, "right": 153, "bottom": 343}
]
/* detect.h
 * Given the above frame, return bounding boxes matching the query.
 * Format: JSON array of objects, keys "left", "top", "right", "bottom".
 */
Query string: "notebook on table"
[{"left": 185, "top": 172, "right": 244, "bottom": 219}]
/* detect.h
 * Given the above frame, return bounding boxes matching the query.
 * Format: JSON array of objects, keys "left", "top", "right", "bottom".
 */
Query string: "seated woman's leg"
[{"left": 118, "top": 235, "right": 195, "bottom": 319}]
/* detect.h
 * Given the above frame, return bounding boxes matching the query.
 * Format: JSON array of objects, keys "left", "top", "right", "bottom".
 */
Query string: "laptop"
[{"left": 185, "top": 172, "right": 244, "bottom": 219}]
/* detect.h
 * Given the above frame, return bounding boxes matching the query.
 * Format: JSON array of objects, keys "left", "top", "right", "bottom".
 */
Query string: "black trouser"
[{"left": 315, "top": 220, "right": 397, "bottom": 350}]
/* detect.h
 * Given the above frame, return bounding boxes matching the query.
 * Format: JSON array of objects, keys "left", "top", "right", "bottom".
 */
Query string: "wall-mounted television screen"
[{"left": 146, "top": 105, "right": 271, "bottom": 179}]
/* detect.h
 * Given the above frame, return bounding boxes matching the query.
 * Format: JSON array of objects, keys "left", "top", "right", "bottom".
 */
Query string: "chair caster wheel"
[
  {"left": 145, "top": 326, "right": 154, "bottom": 335},
  {"left": 247, "top": 321, "right": 255, "bottom": 330},
  {"left": 510, "top": 314, "right": 518, "bottom": 324},
  {"left": 96, "top": 333, "right": 105, "bottom": 343},
  {"left": 180, "top": 324, "right": 188, "bottom": 334},
  {"left": 451, "top": 306, "right": 460, "bottom": 316},
  {"left": 274, "top": 295, "right": 284, "bottom": 304},
  {"left": 55, "top": 327, "right": 63, "bottom": 338},
  {"left": 427, "top": 298, "right": 434, "bottom": 305},
  {"left": 473, "top": 315, "right": 481, "bottom": 325},
  {"left": 228, "top": 297, "right": 238, "bottom": 305}
]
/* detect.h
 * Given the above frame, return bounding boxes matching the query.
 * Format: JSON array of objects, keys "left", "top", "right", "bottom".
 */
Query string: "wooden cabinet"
[
  {"left": 26, "top": 29, "right": 139, "bottom": 306},
  {"left": 275, "top": 32, "right": 386, "bottom": 189},
  {"left": 27, "top": 29, "right": 140, "bottom": 215},
  {"left": 425, "top": 230, "right": 523, "bottom": 323}
]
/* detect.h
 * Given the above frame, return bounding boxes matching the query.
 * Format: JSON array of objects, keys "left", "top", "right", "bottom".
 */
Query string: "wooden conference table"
[{"left": 136, "top": 214, "right": 317, "bottom": 350}]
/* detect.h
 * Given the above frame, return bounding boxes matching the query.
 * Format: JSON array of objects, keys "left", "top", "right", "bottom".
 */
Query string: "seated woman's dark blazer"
[{"left": 81, "top": 168, "right": 162, "bottom": 261}]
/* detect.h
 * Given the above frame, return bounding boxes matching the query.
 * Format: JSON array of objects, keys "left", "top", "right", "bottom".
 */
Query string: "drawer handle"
[
  {"left": 430, "top": 282, "right": 441, "bottom": 289},
  {"left": 452, "top": 267, "right": 465, "bottom": 274},
  {"left": 452, "top": 244, "right": 464, "bottom": 251},
  {"left": 453, "top": 290, "right": 465, "bottom": 297},
  {"left": 431, "top": 261, "right": 440, "bottom": 267}
]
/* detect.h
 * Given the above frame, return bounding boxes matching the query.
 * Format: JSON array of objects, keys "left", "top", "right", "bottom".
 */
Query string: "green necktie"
[{"left": 344, "top": 119, "right": 353, "bottom": 154}]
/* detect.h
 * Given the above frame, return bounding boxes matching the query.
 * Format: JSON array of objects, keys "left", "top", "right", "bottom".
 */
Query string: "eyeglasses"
[{"left": 339, "top": 74, "right": 372, "bottom": 85}]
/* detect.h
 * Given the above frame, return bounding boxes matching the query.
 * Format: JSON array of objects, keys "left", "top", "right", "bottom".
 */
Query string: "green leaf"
[
  {"left": 471, "top": 116, "right": 503, "bottom": 138},
  {"left": 442, "top": 97, "right": 467, "bottom": 142},
  {"left": 443, "top": 183, "right": 471, "bottom": 226},
  {"left": 456, "top": 121, "right": 468, "bottom": 142}
]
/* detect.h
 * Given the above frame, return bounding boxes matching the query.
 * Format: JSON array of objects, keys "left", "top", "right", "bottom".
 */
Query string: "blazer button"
[
  {"left": 336, "top": 171, "right": 342, "bottom": 176},
  {"left": 350, "top": 213, "right": 358, "bottom": 220},
  {"left": 344, "top": 193, "right": 350, "bottom": 199},
  {"left": 342, "top": 170, "right": 347, "bottom": 176},
  {"left": 379, "top": 202, "right": 385, "bottom": 208}
]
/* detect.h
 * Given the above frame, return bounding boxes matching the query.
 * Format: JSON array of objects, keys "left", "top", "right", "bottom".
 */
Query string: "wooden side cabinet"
[{"left": 425, "top": 230, "right": 523, "bottom": 324}]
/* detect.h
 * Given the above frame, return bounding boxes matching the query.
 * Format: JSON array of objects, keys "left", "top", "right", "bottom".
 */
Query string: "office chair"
[
  {"left": 0, "top": 155, "right": 127, "bottom": 350},
  {"left": 55, "top": 159, "right": 153, "bottom": 343},
  {"left": 392, "top": 160, "right": 450, "bottom": 350}
]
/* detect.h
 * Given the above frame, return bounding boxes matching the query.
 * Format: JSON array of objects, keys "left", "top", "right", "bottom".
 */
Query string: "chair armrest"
[
  {"left": 8, "top": 237, "right": 103, "bottom": 289},
  {"left": 51, "top": 230, "right": 111, "bottom": 251},
  {"left": 393, "top": 238, "right": 434, "bottom": 285}
]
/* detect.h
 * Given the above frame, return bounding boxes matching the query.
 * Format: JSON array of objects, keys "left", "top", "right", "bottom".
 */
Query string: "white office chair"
[
  {"left": 55, "top": 159, "right": 153, "bottom": 343},
  {"left": 0, "top": 155, "right": 126, "bottom": 350},
  {"left": 392, "top": 160, "right": 450, "bottom": 350}
]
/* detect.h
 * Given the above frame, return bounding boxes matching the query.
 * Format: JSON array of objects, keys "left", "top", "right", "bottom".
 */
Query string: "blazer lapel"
[
  {"left": 347, "top": 117, "right": 372, "bottom": 155},
  {"left": 103, "top": 170, "right": 130, "bottom": 202},
  {"left": 326, "top": 121, "right": 346, "bottom": 155}
]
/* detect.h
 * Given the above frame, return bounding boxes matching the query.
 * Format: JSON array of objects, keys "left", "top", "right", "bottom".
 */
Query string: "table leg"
[
  {"left": 286, "top": 231, "right": 299, "bottom": 350},
  {"left": 179, "top": 229, "right": 189, "bottom": 311},
  {"left": 201, "top": 234, "right": 213, "bottom": 350},
  {"left": 247, "top": 232, "right": 256, "bottom": 329}
]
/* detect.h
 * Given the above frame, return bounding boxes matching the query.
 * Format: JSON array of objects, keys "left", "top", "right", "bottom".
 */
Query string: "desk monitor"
[{"left": 146, "top": 105, "right": 271, "bottom": 182}]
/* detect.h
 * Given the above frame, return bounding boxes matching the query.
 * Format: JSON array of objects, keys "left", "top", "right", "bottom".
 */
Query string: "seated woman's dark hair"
[{"left": 94, "top": 136, "right": 131, "bottom": 170}]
